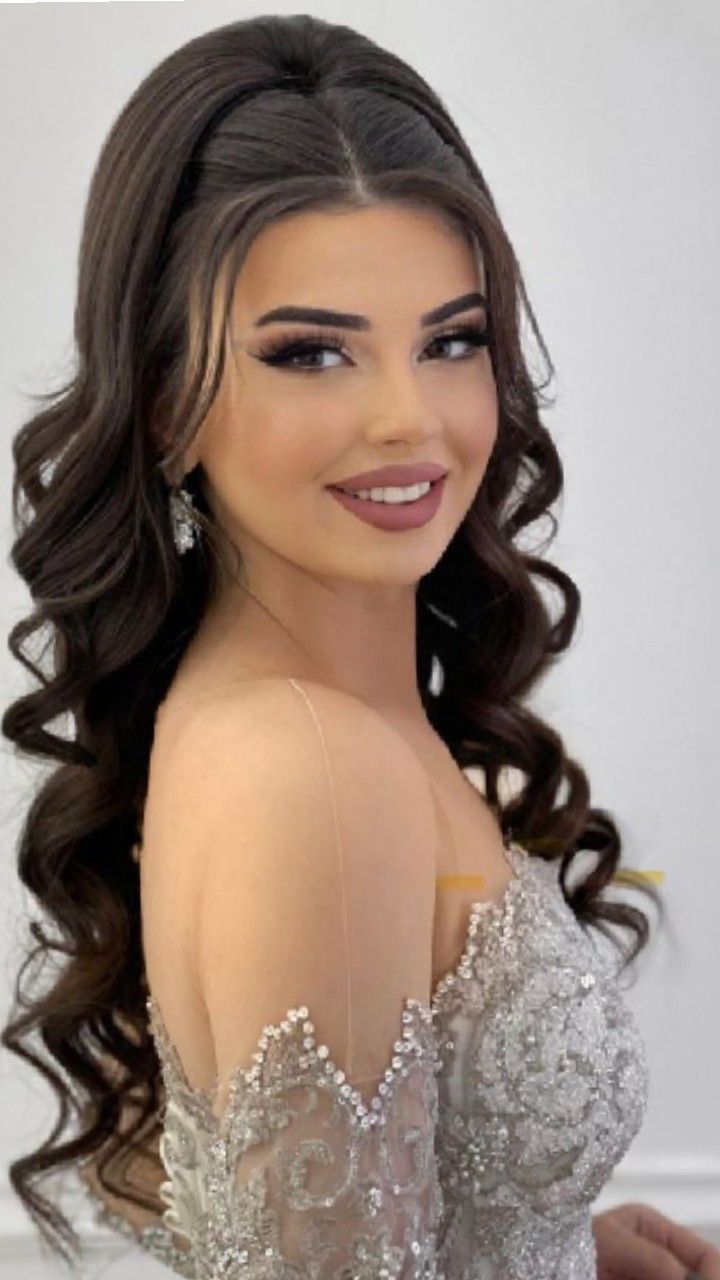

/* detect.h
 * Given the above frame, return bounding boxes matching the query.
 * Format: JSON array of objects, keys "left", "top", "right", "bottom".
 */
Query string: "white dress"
[{"left": 78, "top": 834, "right": 650, "bottom": 1278}]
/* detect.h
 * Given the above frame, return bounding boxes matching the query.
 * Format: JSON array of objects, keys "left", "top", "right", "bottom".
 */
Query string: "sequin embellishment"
[
  {"left": 431, "top": 840, "right": 650, "bottom": 1279},
  {"left": 76, "top": 838, "right": 650, "bottom": 1280},
  {"left": 140, "top": 993, "right": 445, "bottom": 1278}
]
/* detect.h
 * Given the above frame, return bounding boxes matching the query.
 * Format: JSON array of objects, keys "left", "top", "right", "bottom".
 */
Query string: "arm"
[{"left": 153, "top": 677, "right": 444, "bottom": 1278}]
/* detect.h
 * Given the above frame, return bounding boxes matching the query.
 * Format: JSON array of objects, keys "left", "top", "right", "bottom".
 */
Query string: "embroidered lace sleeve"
[
  {"left": 144, "top": 677, "right": 445, "bottom": 1278},
  {"left": 146, "top": 990, "right": 442, "bottom": 1278}
]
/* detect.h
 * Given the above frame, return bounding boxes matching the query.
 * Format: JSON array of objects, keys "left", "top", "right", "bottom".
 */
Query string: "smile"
[{"left": 325, "top": 475, "right": 447, "bottom": 531}]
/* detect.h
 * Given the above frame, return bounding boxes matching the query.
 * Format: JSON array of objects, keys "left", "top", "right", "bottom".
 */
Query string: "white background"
[{"left": 1, "top": 0, "right": 718, "bottom": 1272}]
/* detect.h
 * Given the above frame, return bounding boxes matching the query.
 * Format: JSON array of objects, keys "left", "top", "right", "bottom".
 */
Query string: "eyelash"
[{"left": 254, "top": 320, "right": 490, "bottom": 371}]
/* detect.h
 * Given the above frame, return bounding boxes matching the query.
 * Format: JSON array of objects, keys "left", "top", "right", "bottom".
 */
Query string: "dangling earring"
[{"left": 169, "top": 482, "right": 200, "bottom": 554}]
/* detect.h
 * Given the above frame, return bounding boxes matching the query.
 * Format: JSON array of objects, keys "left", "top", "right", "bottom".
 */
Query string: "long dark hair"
[{"left": 2, "top": 12, "right": 663, "bottom": 1268}]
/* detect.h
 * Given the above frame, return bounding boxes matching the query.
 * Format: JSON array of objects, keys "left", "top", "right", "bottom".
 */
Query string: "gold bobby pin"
[
  {"left": 612, "top": 869, "right": 665, "bottom": 886},
  {"left": 436, "top": 874, "right": 488, "bottom": 890},
  {"left": 436, "top": 869, "right": 665, "bottom": 890}
]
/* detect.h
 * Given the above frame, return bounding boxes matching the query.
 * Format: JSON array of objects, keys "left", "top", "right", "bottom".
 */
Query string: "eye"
[
  {"left": 253, "top": 328, "right": 348, "bottom": 371},
  {"left": 252, "top": 321, "right": 490, "bottom": 373},
  {"left": 423, "top": 322, "right": 490, "bottom": 362}
]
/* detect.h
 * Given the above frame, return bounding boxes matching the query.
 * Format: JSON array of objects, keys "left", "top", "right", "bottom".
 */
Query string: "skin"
[
  {"left": 174, "top": 201, "right": 497, "bottom": 726},
  {"left": 168, "top": 202, "right": 720, "bottom": 1276},
  {"left": 593, "top": 1203, "right": 720, "bottom": 1279}
]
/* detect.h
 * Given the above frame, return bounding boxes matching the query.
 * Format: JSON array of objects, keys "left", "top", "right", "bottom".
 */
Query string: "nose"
[{"left": 364, "top": 361, "right": 442, "bottom": 444}]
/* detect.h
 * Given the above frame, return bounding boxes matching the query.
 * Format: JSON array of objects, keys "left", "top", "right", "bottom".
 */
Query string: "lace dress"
[{"left": 77, "top": 836, "right": 650, "bottom": 1279}]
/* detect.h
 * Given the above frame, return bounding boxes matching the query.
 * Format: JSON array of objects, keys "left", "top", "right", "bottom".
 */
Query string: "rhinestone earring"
[{"left": 169, "top": 483, "right": 200, "bottom": 554}]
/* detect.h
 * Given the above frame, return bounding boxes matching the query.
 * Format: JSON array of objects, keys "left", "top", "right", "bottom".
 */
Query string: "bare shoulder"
[
  {"left": 143, "top": 674, "right": 439, "bottom": 909},
  {"left": 143, "top": 677, "right": 440, "bottom": 1097},
  {"left": 150, "top": 675, "right": 438, "bottom": 838}
]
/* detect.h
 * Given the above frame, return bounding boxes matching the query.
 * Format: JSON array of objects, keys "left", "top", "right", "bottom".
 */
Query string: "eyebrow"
[{"left": 252, "top": 290, "right": 488, "bottom": 331}]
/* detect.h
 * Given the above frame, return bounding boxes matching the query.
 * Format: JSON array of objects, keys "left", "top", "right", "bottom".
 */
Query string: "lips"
[
  {"left": 327, "top": 472, "right": 447, "bottom": 530},
  {"left": 328, "top": 462, "right": 448, "bottom": 493}
]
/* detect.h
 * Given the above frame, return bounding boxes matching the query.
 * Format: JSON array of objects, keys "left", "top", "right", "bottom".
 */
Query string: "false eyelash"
[{"left": 254, "top": 320, "right": 490, "bottom": 369}]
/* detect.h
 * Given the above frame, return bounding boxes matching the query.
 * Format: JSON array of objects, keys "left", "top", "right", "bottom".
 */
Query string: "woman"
[{"left": 3, "top": 13, "right": 716, "bottom": 1279}]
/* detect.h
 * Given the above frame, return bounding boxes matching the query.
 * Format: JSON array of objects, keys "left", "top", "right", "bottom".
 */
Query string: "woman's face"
[{"left": 184, "top": 201, "right": 498, "bottom": 600}]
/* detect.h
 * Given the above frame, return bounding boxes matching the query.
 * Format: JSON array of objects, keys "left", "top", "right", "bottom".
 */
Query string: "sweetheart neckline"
[{"left": 144, "top": 835, "right": 532, "bottom": 1121}]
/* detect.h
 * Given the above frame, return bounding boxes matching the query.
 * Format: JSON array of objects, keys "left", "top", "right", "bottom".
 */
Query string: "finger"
[
  {"left": 611, "top": 1203, "right": 720, "bottom": 1280},
  {"left": 594, "top": 1219, "right": 694, "bottom": 1280}
]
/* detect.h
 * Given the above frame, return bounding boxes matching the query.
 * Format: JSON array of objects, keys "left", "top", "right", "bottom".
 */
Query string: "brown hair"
[{"left": 1, "top": 12, "right": 663, "bottom": 1268}]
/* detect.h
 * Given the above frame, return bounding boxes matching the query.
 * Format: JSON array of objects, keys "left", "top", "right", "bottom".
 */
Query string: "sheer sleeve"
[{"left": 143, "top": 676, "right": 445, "bottom": 1279}]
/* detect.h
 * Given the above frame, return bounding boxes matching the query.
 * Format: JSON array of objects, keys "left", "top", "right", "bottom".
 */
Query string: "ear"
[
  {"left": 183, "top": 439, "right": 202, "bottom": 473},
  {"left": 156, "top": 423, "right": 200, "bottom": 487},
  {"left": 178, "top": 404, "right": 215, "bottom": 477}
]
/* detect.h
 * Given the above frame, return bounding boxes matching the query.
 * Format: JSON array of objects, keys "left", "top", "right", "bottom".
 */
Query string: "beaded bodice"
[
  {"left": 430, "top": 840, "right": 650, "bottom": 1278},
  {"left": 77, "top": 838, "right": 650, "bottom": 1279}
]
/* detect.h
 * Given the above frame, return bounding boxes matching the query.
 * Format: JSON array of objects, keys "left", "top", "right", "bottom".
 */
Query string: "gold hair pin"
[
  {"left": 612, "top": 869, "right": 665, "bottom": 886},
  {"left": 436, "top": 874, "right": 488, "bottom": 891},
  {"left": 435, "top": 869, "right": 666, "bottom": 892}
]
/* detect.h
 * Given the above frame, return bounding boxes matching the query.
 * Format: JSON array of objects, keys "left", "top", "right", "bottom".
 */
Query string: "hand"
[{"left": 592, "top": 1201, "right": 720, "bottom": 1279}]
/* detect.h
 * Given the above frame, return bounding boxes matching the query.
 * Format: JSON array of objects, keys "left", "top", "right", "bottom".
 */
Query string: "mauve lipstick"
[{"left": 325, "top": 472, "right": 447, "bottom": 531}]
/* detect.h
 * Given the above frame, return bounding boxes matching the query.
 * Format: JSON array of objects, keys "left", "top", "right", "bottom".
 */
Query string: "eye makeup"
[{"left": 251, "top": 320, "right": 490, "bottom": 372}]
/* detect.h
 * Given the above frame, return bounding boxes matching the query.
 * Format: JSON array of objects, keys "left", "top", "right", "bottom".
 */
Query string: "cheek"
[
  {"left": 217, "top": 394, "right": 340, "bottom": 505},
  {"left": 450, "top": 376, "right": 498, "bottom": 469},
  {"left": 245, "top": 410, "right": 339, "bottom": 490}
]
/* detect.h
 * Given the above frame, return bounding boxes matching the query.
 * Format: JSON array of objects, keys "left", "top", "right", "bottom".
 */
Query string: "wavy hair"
[{"left": 1, "top": 11, "right": 663, "bottom": 1268}]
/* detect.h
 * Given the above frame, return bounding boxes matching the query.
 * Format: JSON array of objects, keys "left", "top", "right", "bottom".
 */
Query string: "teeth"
[{"left": 345, "top": 480, "right": 433, "bottom": 503}]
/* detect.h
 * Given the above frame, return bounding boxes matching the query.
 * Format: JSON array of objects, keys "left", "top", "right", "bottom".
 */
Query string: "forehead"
[{"left": 231, "top": 203, "right": 485, "bottom": 319}]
